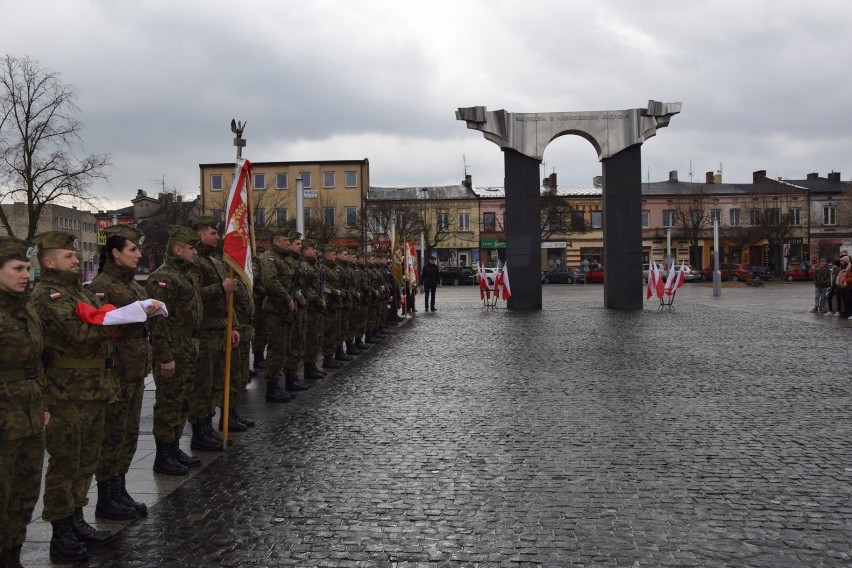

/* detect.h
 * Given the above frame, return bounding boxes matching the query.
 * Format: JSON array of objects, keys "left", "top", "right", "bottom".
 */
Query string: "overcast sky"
[{"left": 2, "top": 0, "right": 851, "bottom": 208}]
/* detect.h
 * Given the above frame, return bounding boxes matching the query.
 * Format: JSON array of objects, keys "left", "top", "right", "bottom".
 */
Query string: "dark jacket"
[{"left": 421, "top": 262, "right": 439, "bottom": 287}]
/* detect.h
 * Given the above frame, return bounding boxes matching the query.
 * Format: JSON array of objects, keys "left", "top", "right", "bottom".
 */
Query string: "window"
[
  {"left": 345, "top": 171, "right": 357, "bottom": 187},
  {"left": 641, "top": 211, "right": 650, "bottom": 228},
  {"left": 323, "top": 171, "right": 335, "bottom": 188},
  {"left": 346, "top": 206, "right": 357, "bottom": 228},
  {"left": 591, "top": 211, "right": 603, "bottom": 229},
  {"left": 458, "top": 212, "right": 470, "bottom": 231},
  {"left": 254, "top": 173, "right": 266, "bottom": 189},
  {"left": 276, "top": 208, "right": 288, "bottom": 227},
  {"left": 766, "top": 208, "right": 781, "bottom": 224},
  {"left": 323, "top": 207, "right": 335, "bottom": 227},
  {"left": 662, "top": 210, "right": 675, "bottom": 228},
  {"left": 299, "top": 172, "right": 312, "bottom": 189},
  {"left": 211, "top": 174, "right": 223, "bottom": 191},
  {"left": 437, "top": 212, "right": 449, "bottom": 231},
  {"left": 789, "top": 208, "right": 801, "bottom": 225},
  {"left": 730, "top": 208, "right": 740, "bottom": 226},
  {"left": 211, "top": 209, "right": 224, "bottom": 221},
  {"left": 483, "top": 212, "right": 496, "bottom": 231},
  {"left": 749, "top": 208, "right": 761, "bottom": 226},
  {"left": 571, "top": 210, "right": 585, "bottom": 230},
  {"left": 710, "top": 209, "right": 721, "bottom": 224},
  {"left": 255, "top": 208, "right": 266, "bottom": 226},
  {"left": 276, "top": 172, "right": 288, "bottom": 190},
  {"left": 303, "top": 207, "right": 311, "bottom": 227},
  {"left": 823, "top": 205, "right": 836, "bottom": 225},
  {"left": 689, "top": 210, "right": 703, "bottom": 225}
]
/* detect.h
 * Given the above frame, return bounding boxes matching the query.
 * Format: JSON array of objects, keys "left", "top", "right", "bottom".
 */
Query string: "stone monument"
[{"left": 456, "top": 101, "right": 681, "bottom": 310}]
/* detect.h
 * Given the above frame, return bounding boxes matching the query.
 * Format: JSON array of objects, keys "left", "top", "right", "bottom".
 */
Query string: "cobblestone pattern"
[{"left": 86, "top": 289, "right": 851, "bottom": 567}]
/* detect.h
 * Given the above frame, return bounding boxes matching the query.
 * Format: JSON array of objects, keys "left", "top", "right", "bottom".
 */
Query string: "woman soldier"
[
  {"left": 0, "top": 236, "right": 48, "bottom": 568},
  {"left": 88, "top": 225, "right": 151, "bottom": 520}
]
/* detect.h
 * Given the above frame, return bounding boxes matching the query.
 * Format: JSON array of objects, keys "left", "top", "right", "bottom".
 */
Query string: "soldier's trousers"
[
  {"left": 285, "top": 309, "right": 306, "bottom": 373},
  {"left": 96, "top": 379, "right": 144, "bottom": 481},
  {"left": 303, "top": 309, "right": 323, "bottom": 364},
  {"left": 153, "top": 338, "right": 197, "bottom": 443},
  {"left": 226, "top": 326, "right": 253, "bottom": 409},
  {"left": 322, "top": 309, "right": 340, "bottom": 357},
  {"left": 191, "top": 328, "right": 226, "bottom": 423},
  {"left": 0, "top": 432, "right": 44, "bottom": 549},
  {"left": 264, "top": 311, "right": 292, "bottom": 382},
  {"left": 253, "top": 310, "right": 267, "bottom": 359},
  {"left": 43, "top": 400, "right": 106, "bottom": 521}
]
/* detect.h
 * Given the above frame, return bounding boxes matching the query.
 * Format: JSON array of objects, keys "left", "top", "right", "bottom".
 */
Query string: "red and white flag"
[
  {"left": 478, "top": 262, "right": 490, "bottom": 299},
  {"left": 495, "top": 262, "right": 512, "bottom": 301},
  {"left": 646, "top": 260, "right": 658, "bottom": 300},
  {"left": 222, "top": 158, "right": 254, "bottom": 290},
  {"left": 674, "top": 261, "right": 686, "bottom": 291},
  {"left": 663, "top": 261, "right": 678, "bottom": 295},
  {"left": 75, "top": 300, "right": 168, "bottom": 326},
  {"left": 653, "top": 261, "right": 665, "bottom": 298}
]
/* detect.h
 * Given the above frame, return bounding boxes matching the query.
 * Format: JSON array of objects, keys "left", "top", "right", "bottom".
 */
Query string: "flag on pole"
[
  {"left": 75, "top": 300, "right": 168, "bottom": 325},
  {"left": 663, "top": 260, "right": 678, "bottom": 294},
  {"left": 406, "top": 241, "right": 419, "bottom": 286},
  {"left": 478, "top": 261, "right": 490, "bottom": 299},
  {"left": 646, "top": 260, "right": 658, "bottom": 300},
  {"left": 653, "top": 261, "right": 665, "bottom": 298},
  {"left": 495, "top": 262, "right": 512, "bottom": 301},
  {"left": 222, "top": 158, "right": 254, "bottom": 290},
  {"left": 673, "top": 261, "right": 686, "bottom": 291}
]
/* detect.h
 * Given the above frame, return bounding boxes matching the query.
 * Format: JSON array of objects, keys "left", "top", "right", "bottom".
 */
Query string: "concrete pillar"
[
  {"left": 602, "top": 144, "right": 642, "bottom": 310},
  {"left": 503, "top": 148, "right": 542, "bottom": 310}
]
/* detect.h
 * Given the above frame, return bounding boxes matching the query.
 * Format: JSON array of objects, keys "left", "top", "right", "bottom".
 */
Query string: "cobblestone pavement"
[{"left": 21, "top": 282, "right": 852, "bottom": 567}]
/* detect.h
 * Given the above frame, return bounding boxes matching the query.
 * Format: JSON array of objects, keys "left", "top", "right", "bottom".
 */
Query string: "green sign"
[{"left": 480, "top": 238, "right": 506, "bottom": 249}]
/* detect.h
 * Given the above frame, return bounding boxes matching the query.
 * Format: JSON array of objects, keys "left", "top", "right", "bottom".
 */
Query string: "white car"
[
  {"left": 476, "top": 267, "right": 501, "bottom": 286},
  {"left": 642, "top": 262, "right": 700, "bottom": 282}
]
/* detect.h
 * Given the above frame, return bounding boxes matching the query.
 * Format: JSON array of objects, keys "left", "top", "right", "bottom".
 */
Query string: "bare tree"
[
  {"left": 672, "top": 186, "right": 713, "bottom": 266},
  {"left": 136, "top": 190, "right": 199, "bottom": 267},
  {"left": 419, "top": 187, "right": 479, "bottom": 258},
  {"left": 539, "top": 187, "right": 587, "bottom": 240},
  {"left": 0, "top": 55, "right": 110, "bottom": 240}
]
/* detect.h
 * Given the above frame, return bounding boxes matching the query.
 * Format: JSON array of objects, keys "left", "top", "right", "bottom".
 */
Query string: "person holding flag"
[{"left": 186, "top": 216, "right": 240, "bottom": 452}]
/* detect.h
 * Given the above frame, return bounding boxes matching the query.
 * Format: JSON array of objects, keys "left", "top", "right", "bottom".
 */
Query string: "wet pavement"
[{"left": 20, "top": 281, "right": 852, "bottom": 567}]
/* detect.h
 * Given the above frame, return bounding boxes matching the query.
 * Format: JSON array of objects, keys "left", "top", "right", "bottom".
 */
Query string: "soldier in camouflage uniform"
[
  {"left": 283, "top": 231, "right": 310, "bottom": 392},
  {"left": 31, "top": 231, "right": 120, "bottom": 563},
  {"left": 89, "top": 225, "right": 151, "bottom": 522},
  {"left": 0, "top": 237, "right": 47, "bottom": 568},
  {"left": 259, "top": 228, "right": 294, "bottom": 403},
  {"left": 146, "top": 225, "right": 204, "bottom": 477},
  {"left": 319, "top": 245, "right": 344, "bottom": 369},
  {"left": 251, "top": 253, "right": 267, "bottom": 374},
  {"left": 299, "top": 239, "right": 327, "bottom": 380},
  {"left": 187, "top": 216, "right": 240, "bottom": 451},
  {"left": 221, "top": 276, "right": 255, "bottom": 432}
]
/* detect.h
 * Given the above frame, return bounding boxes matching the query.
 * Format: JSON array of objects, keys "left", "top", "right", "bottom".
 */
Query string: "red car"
[
  {"left": 783, "top": 267, "right": 815, "bottom": 281},
  {"left": 699, "top": 263, "right": 752, "bottom": 282},
  {"left": 585, "top": 266, "right": 604, "bottom": 283}
]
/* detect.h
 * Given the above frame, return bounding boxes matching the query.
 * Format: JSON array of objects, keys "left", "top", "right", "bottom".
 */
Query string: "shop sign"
[
  {"left": 541, "top": 241, "right": 567, "bottom": 249},
  {"left": 480, "top": 238, "right": 506, "bottom": 249}
]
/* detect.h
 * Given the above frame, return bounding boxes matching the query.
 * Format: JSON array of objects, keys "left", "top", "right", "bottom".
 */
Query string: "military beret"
[
  {"left": 268, "top": 227, "right": 290, "bottom": 238},
  {"left": 0, "top": 236, "right": 31, "bottom": 261},
  {"left": 335, "top": 247, "right": 348, "bottom": 254},
  {"left": 318, "top": 244, "right": 336, "bottom": 253},
  {"left": 187, "top": 215, "right": 219, "bottom": 230},
  {"left": 301, "top": 238, "right": 316, "bottom": 248},
  {"left": 167, "top": 225, "right": 200, "bottom": 245},
  {"left": 103, "top": 224, "right": 144, "bottom": 246},
  {"left": 288, "top": 230, "right": 302, "bottom": 240},
  {"left": 33, "top": 230, "right": 77, "bottom": 251}
]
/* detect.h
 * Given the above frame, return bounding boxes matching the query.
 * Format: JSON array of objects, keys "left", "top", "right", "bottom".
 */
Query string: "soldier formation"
[{"left": 0, "top": 219, "right": 399, "bottom": 567}]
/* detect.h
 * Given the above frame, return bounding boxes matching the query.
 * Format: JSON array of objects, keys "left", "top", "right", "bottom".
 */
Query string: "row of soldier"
[{"left": 0, "top": 217, "right": 398, "bottom": 566}]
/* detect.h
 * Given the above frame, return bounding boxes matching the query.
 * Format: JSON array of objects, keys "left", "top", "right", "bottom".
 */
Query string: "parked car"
[
  {"left": 751, "top": 266, "right": 772, "bottom": 281},
  {"left": 476, "top": 267, "right": 501, "bottom": 286},
  {"left": 699, "top": 263, "right": 752, "bottom": 282},
  {"left": 542, "top": 266, "right": 585, "bottom": 284},
  {"left": 585, "top": 266, "right": 604, "bottom": 283},
  {"left": 783, "top": 267, "right": 815, "bottom": 281},
  {"left": 438, "top": 266, "right": 474, "bottom": 285}
]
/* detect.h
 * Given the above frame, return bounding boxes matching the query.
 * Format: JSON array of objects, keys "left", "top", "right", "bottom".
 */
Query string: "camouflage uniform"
[
  {"left": 0, "top": 237, "right": 46, "bottom": 558},
  {"left": 32, "top": 265, "right": 115, "bottom": 523},
  {"left": 320, "top": 247, "right": 345, "bottom": 366},
  {"left": 89, "top": 259, "right": 150, "bottom": 483},
  {"left": 145, "top": 225, "right": 205, "bottom": 478},
  {"left": 300, "top": 240, "right": 325, "bottom": 379},
  {"left": 283, "top": 242, "right": 306, "bottom": 377},
  {"left": 259, "top": 230, "right": 295, "bottom": 402},
  {"left": 223, "top": 277, "right": 255, "bottom": 431},
  {"left": 251, "top": 256, "right": 267, "bottom": 369}
]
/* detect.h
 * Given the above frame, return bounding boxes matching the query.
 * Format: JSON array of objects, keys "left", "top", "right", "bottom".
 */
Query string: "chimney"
[
  {"left": 713, "top": 172, "right": 722, "bottom": 184},
  {"left": 668, "top": 170, "right": 678, "bottom": 182},
  {"left": 542, "top": 176, "right": 550, "bottom": 189},
  {"left": 705, "top": 172, "right": 714, "bottom": 184},
  {"left": 462, "top": 174, "right": 472, "bottom": 189},
  {"left": 807, "top": 172, "right": 819, "bottom": 180},
  {"left": 828, "top": 172, "right": 841, "bottom": 182},
  {"left": 753, "top": 170, "right": 767, "bottom": 183},
  {"left": 549, "top": 172, "right": 557, "bottom": 189},
  {"left": 592, "top": 176, "right": 603, "bottom": 188}
]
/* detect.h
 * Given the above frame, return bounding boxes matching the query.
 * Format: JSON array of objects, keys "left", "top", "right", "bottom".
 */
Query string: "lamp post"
[
  {"left": 420, "top": 188, "right": 428, "bottom": 265},
  {"left": 296, "top": 175, "right": 305, "bottom": 235}
]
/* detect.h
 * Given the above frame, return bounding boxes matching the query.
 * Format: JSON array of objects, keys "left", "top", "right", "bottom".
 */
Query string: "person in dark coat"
[{"left": 421, "top": 256, "right": 439, "bottom": 312}]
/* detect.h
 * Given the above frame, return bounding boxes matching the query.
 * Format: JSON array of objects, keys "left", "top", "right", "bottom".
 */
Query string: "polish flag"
[
  {"left": 674, "top": 261, "right": 686, "bottom": 290},
  {"left": 654, "top": 261, "right": 665, "bottom": 299},
  {"left": 75, "top": 300, "right": 168, "bottom": 325},
  {"left": 646, "top": 260, "right": 658, "bottom": 300},
  {"left": 478, "top": 262, "right": 490, "bottom": 299},
  {"left": 499, "top": 263, "right": 512, "bottom": 301},
  {"left": 663, "top": 261, "right": 678, "bottom": 294}
]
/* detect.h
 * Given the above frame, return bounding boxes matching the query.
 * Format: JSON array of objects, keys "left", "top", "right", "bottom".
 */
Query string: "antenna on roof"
[
  {"left": 689, "top": 159, "right": 694, "bottom": 183},
  {"left": 462, "top": 154, "right": 469, "bottom": 176},
  {"left": 148, "top": 175, "right": 166, "bottom": 192}
]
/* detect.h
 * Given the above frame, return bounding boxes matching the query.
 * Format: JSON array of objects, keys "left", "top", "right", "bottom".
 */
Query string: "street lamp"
[{"left": 420, "top": 188, "right": 428, "bottom": 265}]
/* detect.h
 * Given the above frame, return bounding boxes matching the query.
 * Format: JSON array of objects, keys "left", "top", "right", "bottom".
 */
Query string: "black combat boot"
[
  {"left": 322, "top": 355, "right": 343, "bottom": 369},
  {"left": 354, "top": 337, "right": 369, "bottom": 350},
  {"left": 1, "top": 545, "right": 24, "bottom": 568},
  {"left": 253, "top": 351, "right": 266, "bottom": 369},
  {"left": 285, "top": 371, "right": 311, "bottom": 391},
  {"left": 116, "top": 474, "right": 148, "bottom": 515},
  {"left": 304, "top": 363, "right": 325, "bottom": 380},
  {"left": 265, "top": 379, "right": 293, "bottom": 402},
  {"left": 190, "top": 420, "right": 223, "bottom": 452},
  {"left": 95, "top": 479, "right": 137, "bottom": 520},
  {"left": 232, "top": 407, "right": 255, "bottom": 427},
  {"left": 365, "top": 332, "right": 380, "bottom": 344},
  {"left": 346, "top": 340, "right": 363, "bottom": 355},
  {"left": 154, "top": 439, "right": 188, "bottom": 476},
  {"left": 50, "top": 517, "right": 88, "bottom": 563},
  {"left": 70, "top": 507, "right": 116, "bottom": 546},
  {"left": 171, "top": 441, "right": 202, "bottom": 468},
  {"left": 334, "top": 346, "right": 353, "bottom": 362},
  {"left": 204, "top": 416, "right": 232, "bottom": 447},
  {"left": 218, "top": 410, "right": 247, "bottom": 432}
]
